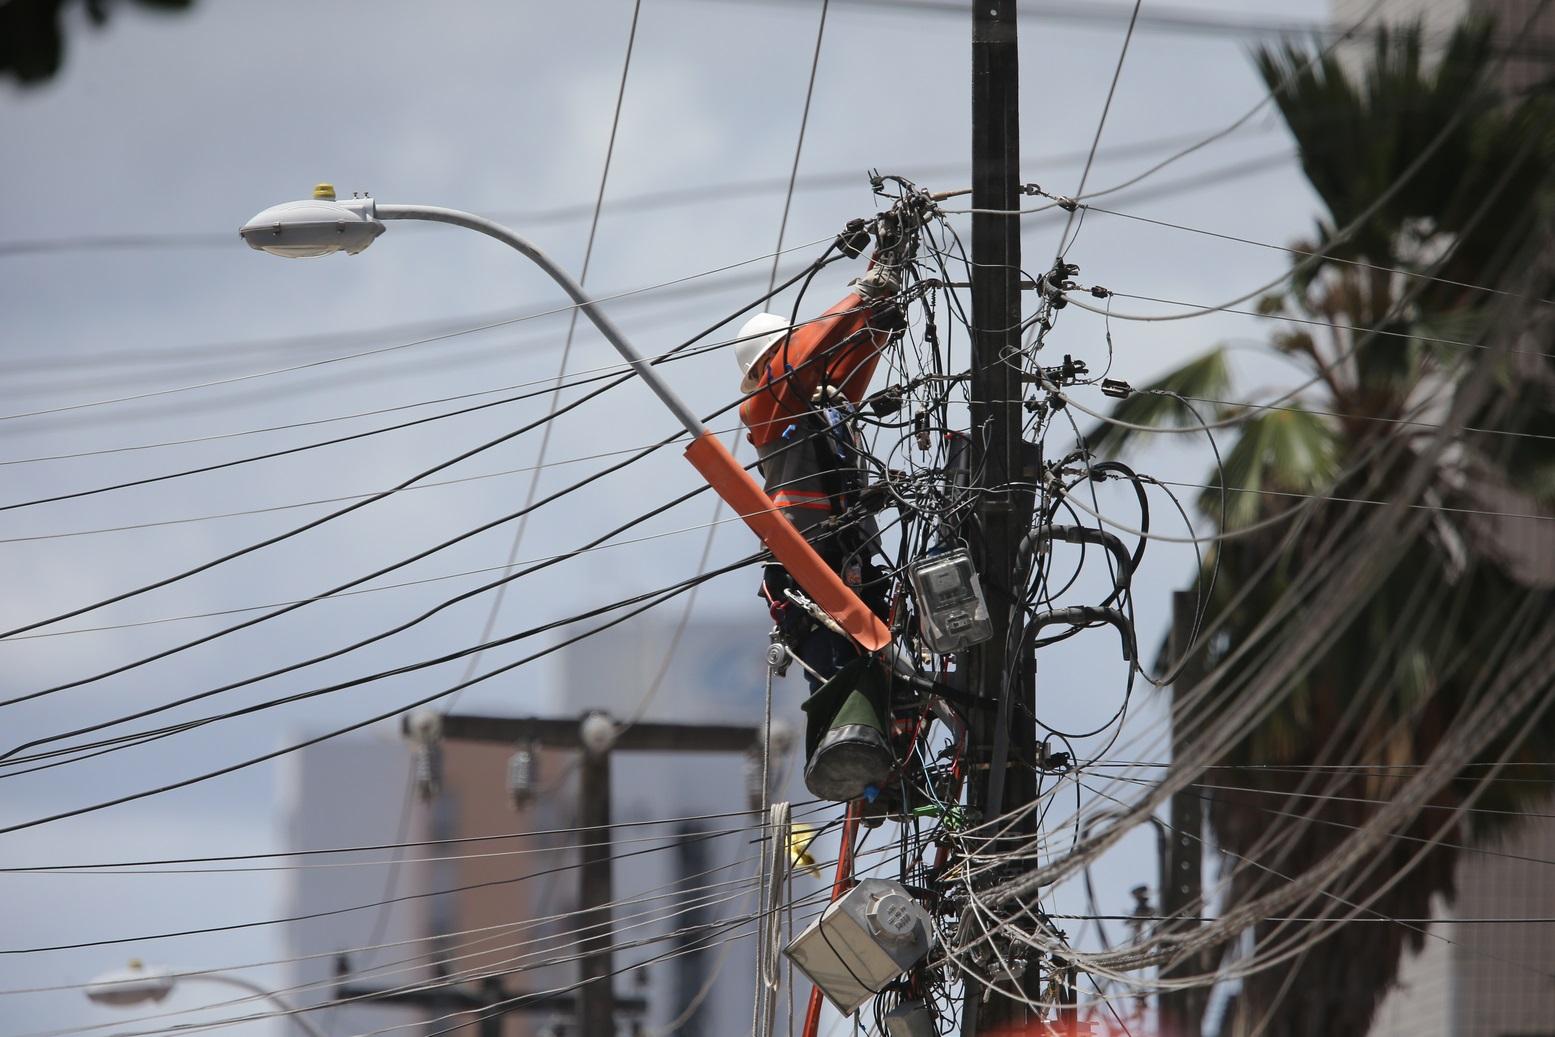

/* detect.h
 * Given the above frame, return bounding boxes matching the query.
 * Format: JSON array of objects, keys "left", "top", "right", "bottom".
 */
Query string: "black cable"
[
  {"left": 0, "top": 803, "right": 775, "bottom": 955},
  {"left": 0, "top": 804, "right": 828, "bottom": 874},
  {"left": 1052, "top": 0, "right": 1141, "bottom": 259},
  {"left": 0, "top": 553, "right": 762, "bottom": 838},
  {"left": 0, "top": 253, "right": 848, "bottom": 699},
  {"left": 0, "top": 122, "right": 1280, "bottom": 263},
  {"left": 0, "top": 290, "right": 739, "bottom": 465},
  {"left": 393, "top": 887, "right": 842, "bottom": 1037},
  {"left": 0, "top": 472, "right": 703, "bottom": 765},
  {"left": 3, "top": 424, "right": 881, "bottom": 770},
  {"left": 0, "top": 467, "right": 765, "bottom": 770},
  {"left": 0, "top": 360, "right": 636, "bottom": 516},
  {"left": 1, "top": 448, "right": 874, "bottom": 768},
  {"left": 440, "top": 0, "right": 648, "bottom": 725},
  {"left": 0, "top": 407, "right": 679, "bottom": 706}
]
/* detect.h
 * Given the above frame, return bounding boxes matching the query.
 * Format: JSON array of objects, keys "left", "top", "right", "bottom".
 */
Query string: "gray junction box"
[{"left": 784, "top": 879, "right": 934, "bottom": 1015}]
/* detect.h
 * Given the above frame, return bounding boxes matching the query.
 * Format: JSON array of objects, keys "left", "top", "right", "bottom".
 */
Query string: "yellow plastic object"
[
  {"left": 312, "top": 183, "right": 337, "bottom": 201},
  {"left": 789, "top": 822, "right": 821, "bottom": 878}
]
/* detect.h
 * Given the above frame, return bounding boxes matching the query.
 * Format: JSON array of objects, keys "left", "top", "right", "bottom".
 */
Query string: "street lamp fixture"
[
  {"left": 239, "top": 186, "right": 892, "bottom": 653},
  {"left": 240, "top": 183, "right": 384, "bottom": 257},
  {"left": 84, "top": 961, "right": 175, "bottom": 1005},
  {"left": 85, "top": 961, "right": 326, "bottom": 1037}
]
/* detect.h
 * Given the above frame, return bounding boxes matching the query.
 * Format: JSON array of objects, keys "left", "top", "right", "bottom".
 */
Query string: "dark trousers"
[{"left": 795, "top": 623, "right": 858, "bottom": 694}]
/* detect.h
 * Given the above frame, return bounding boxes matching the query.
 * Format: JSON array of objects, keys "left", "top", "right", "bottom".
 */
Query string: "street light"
[
  {"left": 85, "top": 961, "right": 327, "bottom": 1037},
  {"left": 240, "top": 184, "right": 891, "bottom": 653}
]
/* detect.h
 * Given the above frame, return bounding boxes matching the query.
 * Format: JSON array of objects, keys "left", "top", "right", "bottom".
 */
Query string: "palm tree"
[{"left": 1091, "top": 22, "right": 1555, "bottom": 1037}]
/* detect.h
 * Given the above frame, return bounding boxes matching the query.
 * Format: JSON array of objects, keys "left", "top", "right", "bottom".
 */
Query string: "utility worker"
[{"left": 735, "top": 255, "right": 903, "bottom": 801}]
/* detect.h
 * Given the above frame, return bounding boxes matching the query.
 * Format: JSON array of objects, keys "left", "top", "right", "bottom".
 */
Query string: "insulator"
[
  {"left": 413, "top": 741, "right": 441, "bottom": 803},
  {"left": 507, "top": 744, "right": 538, "bottom": 808}
]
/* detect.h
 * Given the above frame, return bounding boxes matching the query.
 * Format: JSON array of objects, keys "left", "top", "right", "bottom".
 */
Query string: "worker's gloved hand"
[
  {"left": 762, "top": 564, "right": 811, "bottom": 639},
  {"left": 852, "top": 262, "right": 901, "bottom": 300},
  {"left": 761, "top": 563, "right": 793, "bottom": 600}
]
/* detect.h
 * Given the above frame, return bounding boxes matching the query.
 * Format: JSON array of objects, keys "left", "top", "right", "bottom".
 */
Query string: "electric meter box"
[
  {"left": 908, "top": 548, "right": 994, "bottom": 652},
  {"left": 784, "top": 879, "right": 934, "bottom": 1015}
]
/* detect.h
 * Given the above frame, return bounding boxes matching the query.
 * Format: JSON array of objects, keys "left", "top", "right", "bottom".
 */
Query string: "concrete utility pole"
[
  {"left": 427, "top": 712, "right": 770, "bottom": 1037},
  {"left": 965, "top": 1, "right": 1038, "bottom": 1031},
  {"left": 1161, "top": 591, "right": 1208, "bottom": 1036}
]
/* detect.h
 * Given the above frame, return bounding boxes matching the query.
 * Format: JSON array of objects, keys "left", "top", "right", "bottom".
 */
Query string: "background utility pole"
[
  {"left": 333, "top": 955, "right": 648, "bottom": 1037},
  {"left": 966, "top": 1, "right": 1035, "bottom": 1032},
  {"left": 428, "top": 712, "right": 770, "bottom": 1037},
  {"left": 578, "top": 722, "right": 615, "bottom": 1037},
  {"left": 1161, "top": 590, "right": 1207, "bottom": 1037}
]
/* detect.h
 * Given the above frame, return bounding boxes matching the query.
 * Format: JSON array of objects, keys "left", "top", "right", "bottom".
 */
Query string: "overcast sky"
[{"left": 0, "top": 1, "right": 1341, "bottom": 1033}]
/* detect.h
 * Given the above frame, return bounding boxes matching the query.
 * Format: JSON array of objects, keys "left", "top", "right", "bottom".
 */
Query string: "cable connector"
[
  {"left": 1035, "top": 740, "right": 1071, "bottom": 773},
  {"left": 1089, "top": 285, "right": 1111, "bottom": 299},
  {"left": 1054, "top": 195, "right": 1080, "bottom": 212},
  {"left": 836, "top": 217, "right": 871, "bottom": 259},
  {"left": 1100, "top": 378, "right": 1132, "bottom": 399},
  {"left": 869, "top": 384, "right": 905, "bottom": 417}
]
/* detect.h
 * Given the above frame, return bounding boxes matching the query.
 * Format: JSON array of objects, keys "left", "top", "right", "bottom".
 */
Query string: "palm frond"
[{"left": 1198, "top": 407, "right": 1339, "bottom": 529}]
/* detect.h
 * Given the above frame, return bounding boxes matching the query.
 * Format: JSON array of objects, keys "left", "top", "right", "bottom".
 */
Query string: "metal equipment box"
[{"left": 784, "top": 879, "right": 934, "bottom": 1014}]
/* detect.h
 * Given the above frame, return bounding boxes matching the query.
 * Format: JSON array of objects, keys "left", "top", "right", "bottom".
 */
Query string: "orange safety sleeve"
[{"left": 683, "top": 430, "right": 891, "bottom": 653}]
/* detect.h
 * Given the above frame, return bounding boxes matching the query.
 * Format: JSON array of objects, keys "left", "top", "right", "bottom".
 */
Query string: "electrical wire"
[
  {"left": 1051, "top": 0, "right": 1141, "bottom": 260},
  {"left": 0, "top": 233, "right": 834, "bottom": 426},
  {"left": 0, "top": 554, "right": 761, "bottom": 837},
  {"left": 0, "top": 265, "right": 856, "bottom": 715}
]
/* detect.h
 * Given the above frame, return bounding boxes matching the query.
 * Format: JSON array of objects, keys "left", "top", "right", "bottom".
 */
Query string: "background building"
[
  {"left": 282, "top": 614, "right": 794, "bottom": 1035},
  {"left": 1367, "top": 804, "right": 1555, "bottom": 1037},
  {"left": 1319, "top": 1, "right": 1555, "bottom": 1031},
  {"left": 1332, "top": 0, "right": 1555, "bottom": 92}
]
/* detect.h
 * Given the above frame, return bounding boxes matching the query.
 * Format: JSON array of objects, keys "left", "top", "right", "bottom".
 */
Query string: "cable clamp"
[
  {"left": 1041, "top": 354, "right": 1089, "bottom": 386},
  {"left": 1035, "top": 739, "right": 1072, "bottom": 773},
  {"left": 1100, "top": 378, "right": 1132, "bottom": 399}
]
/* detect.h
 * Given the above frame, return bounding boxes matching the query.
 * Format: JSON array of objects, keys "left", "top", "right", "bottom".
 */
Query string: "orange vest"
[{"left": 738, "top": 291, "right": 894, "bottom": 536}]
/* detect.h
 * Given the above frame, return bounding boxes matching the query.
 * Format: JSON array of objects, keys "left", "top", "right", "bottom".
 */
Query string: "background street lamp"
[
  {"left": 239, "top": 185, "right": 891, "bottom": 653},
  {"left": 85, "top": 961, "right": 327, "bottom": 1037}
]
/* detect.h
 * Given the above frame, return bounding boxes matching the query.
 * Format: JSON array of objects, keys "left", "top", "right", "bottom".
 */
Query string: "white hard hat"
[{"left": 735, "top": 312, "right": 793, "bottom": 394}]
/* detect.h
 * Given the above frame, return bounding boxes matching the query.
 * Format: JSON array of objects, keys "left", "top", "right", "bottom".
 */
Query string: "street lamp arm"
[
  {"left": 183, "top": 973, "right": 328, "bottom": 1037},
  {"left": 375, "top": 203, "right": 703, "bottom": 435},
  {"left": 373, "top": 204, "right": 891, "bottom": 652},
  {"left": 242, "top": 193, "right": 890, "bottom": 653}
]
